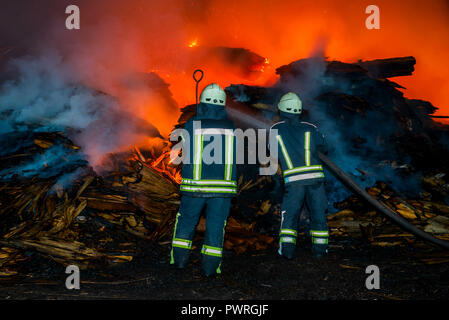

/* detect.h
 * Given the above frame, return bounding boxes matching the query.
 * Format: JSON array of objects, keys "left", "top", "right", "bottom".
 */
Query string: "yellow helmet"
[
  {"left": 200, "top": 83, "right": 226, "bottom": 106},
  {"left": 278, "top": 92, "right": 302, "bottom": 114}
]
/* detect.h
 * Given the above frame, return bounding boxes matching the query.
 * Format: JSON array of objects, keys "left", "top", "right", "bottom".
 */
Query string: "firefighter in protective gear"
[
  {"left": 271, "top": 92, "right": 329, "bottom": 259},
  {"left": 170, "top": 83, "right": 237, "bottom": 276}
]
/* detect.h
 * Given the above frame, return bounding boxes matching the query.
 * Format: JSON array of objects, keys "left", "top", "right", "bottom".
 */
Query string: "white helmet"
[
  {"left": 278, "top": 92, "right": 302, "bottom": 114},
  {"left": 200, "top": 83, "right": 226, "bottom": 106}
]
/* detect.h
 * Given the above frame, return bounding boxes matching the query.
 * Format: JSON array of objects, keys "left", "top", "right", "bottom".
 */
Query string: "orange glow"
[
  {"left": 133, "top": 145, "right": 182, "bottom": 184},
  {"left": 60, "top": 0, "right": 449, "bottom": 148}
]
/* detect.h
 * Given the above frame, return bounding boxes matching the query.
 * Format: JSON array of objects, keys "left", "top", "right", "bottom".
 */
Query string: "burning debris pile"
[
  {"left": 224, "top": 55, "right": 449, "bottom": 247},
  {"left": 0, "top": 132, "right": 275, "bottom": 277},
  {"left": 227, "top": 56, "right": 449, "bottom": 200},
  {"left": 0, "top": 136, "right": 274, "bottom": 276},
  {"left": 1, "top": 55, "right": 449, "bottom": 278}
]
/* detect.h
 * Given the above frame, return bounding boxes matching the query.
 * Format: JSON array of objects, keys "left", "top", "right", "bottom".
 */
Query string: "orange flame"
[
  {"left": 134, "top": 146, "right": 182, "bottom": 185},
  {"left": 62, "top": 0, "right": 449, "bottom": 153},
  {"left": 188, "top": 39, "right": 199, "bottom": 48}
]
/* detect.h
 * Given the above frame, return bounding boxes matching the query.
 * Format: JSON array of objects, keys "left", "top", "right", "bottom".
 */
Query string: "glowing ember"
[
  {"left": 188, "top": 39, "right": 198, "bottom": 48},
  {"left": 259, "top": 57, "right": 270, "bottom": 72}
]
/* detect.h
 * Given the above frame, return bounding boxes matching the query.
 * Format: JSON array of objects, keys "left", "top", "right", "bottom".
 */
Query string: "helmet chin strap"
[{"left": 193, "top": 69, "right": 204, "bottom": 109}]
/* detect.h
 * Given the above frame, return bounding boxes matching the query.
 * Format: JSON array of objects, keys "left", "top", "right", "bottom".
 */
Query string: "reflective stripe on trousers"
[
  {"left": 170, "top": 196, "right": 231, "bottom": 274},
  {"left": 278, "top": 182, "right": 329, "bottom": 255}
]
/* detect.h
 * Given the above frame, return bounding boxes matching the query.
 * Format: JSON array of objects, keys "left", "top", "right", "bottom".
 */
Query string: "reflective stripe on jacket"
[
  {"left": 177, "top": 103, "right": 237, "bottom": 197},
  {"left": 271, "top": 116, "right": 327, "bottom": 185}
]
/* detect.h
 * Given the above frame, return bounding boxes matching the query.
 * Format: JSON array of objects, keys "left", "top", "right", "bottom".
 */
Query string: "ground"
[{"left": 0, "top": 236, "right": 448, "bottom": 300}]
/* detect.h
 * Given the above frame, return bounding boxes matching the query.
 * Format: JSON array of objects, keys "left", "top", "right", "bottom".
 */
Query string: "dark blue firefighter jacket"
[
  {"left": 270, "top": 111, "right": 328, "bottom": 185},
  {"left": 178, "top": 102, "right": 237, "bottom": 197}
]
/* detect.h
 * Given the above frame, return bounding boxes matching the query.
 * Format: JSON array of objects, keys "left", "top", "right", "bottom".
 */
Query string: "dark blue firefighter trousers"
[
  {"left": 279, "top": 181, "right": 329, "bottom": 258},
  {"left": 170, "top": 195, "right": 231, "bottom": 275}
]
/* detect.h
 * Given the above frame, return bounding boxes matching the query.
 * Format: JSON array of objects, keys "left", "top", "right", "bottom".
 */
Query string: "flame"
[
  {"left": 51, "top": 0, "right": 449, "bottom": 149},
  {"left": 258, "top": 57, "right": 270, "bottom": 73},
  {"left": 188, "top": 39, "right": 199, "bottom": 48},
  {"left": 133, "top": 145, "right": 182, "bottom": 185},
  {"left": 151, "top": 0, "right": 448, "bottom": 122}
]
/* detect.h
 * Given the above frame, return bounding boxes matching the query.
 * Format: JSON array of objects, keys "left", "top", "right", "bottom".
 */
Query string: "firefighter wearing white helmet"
[
  {"left": 170, "top": 82, "right": 237, "bottom": 276},
  {"left": 271, "top": 92, "right": 330, "bottom": 259},
  {"left": 200, "top": 83, "right": 226, "bottom": 106},
  {"left": 277, "top": 92, "right": 302, "bottom": 114}
]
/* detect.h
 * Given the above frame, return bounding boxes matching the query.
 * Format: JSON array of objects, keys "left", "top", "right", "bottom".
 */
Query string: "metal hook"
[{"left": 193, "top": 69, "right": 204, "bottom": 107}]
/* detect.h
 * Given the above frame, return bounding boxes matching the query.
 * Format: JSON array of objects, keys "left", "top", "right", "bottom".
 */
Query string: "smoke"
[
  {"left": 2, "top": 0, "right": 446, "bottom": 113},
  {"left": 0, "top": 144, "right": 86, "bottom": 181},
  {"left": 0, "top": 51, "right": 160, "bottom": 181},
  {"left": 1, "top": 0, "right": 448, "bottom": 185}
]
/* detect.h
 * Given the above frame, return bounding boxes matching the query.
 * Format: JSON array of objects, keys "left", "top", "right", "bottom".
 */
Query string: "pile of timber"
[
  {"left": 329, "top": 181, "right": 449, "bottom": 245},
  {"left": 222, "top": 56, "right": 449, "bottom": 248},
  {"left": 0, "top": 132, "right": 274, "bottom": 278},
  {"left": 225, "top": 57, "right": 449, "bottom": 192}
]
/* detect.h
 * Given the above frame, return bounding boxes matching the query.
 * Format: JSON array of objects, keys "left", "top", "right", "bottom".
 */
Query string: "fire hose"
[{"left": 318, "top": 151, "right": 449, "bottom": 249}]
